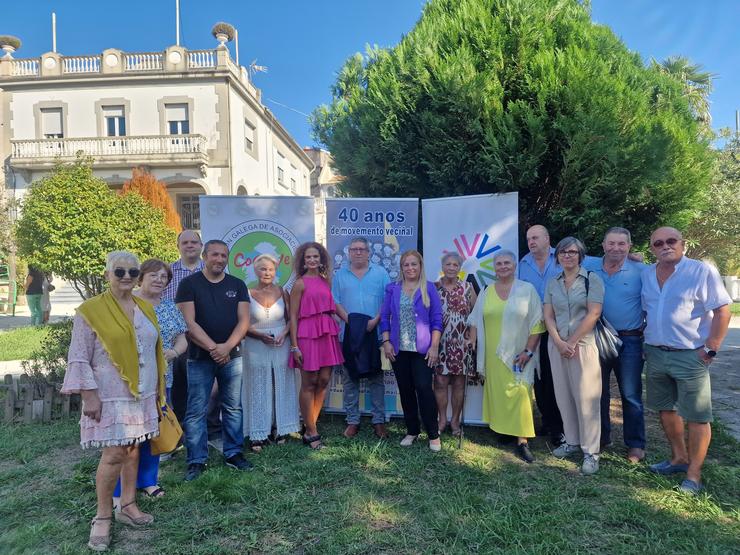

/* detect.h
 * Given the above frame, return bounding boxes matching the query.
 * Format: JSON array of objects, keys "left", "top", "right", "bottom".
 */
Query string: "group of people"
[{"left": 61, "top": 225, "right": 732, "bottom": 552}]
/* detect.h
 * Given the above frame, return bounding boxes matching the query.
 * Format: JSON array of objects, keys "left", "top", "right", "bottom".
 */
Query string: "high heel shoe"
[
  {"left": 115, "top": 501, "right": 154, "bottom": 528},
  {"left": 87, "top": 515, "right": 112, "bottom": 552}
]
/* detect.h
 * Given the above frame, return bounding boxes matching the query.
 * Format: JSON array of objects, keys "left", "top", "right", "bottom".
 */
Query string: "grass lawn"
[
  {"left": 731, "top": 303, "right": 740, "bottom": 316},
  {"left": 0, "top": 410, "right": 738, "bottom": 554},
  {"left": 0, "top": 326, "right": 46, "bottom": 361}
]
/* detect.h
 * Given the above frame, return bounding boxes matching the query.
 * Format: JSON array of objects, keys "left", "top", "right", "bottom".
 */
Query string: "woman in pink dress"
[{"left": 289, "top": 242, "right": 344, "bottom": 449}]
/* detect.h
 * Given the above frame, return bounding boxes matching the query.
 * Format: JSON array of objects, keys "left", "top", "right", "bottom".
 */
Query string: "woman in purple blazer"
[{"left": 380, "top": 250, "right": 444, "bottom": 451}]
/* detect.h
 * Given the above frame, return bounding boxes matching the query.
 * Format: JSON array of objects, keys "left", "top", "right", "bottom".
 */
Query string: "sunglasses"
[
  {"left": 652, "top": 237, "right": 681, "bottom": 249},
  {"left": 113, "top": 267, "right": 141, "bottom": 279}
]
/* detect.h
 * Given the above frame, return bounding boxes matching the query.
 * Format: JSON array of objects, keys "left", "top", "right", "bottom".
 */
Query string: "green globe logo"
[{"left": 227, "top": 231, "right": 295, "bottom": 289}]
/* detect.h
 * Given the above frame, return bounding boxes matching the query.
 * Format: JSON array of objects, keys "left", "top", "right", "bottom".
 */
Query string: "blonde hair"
[{"left": 399, "top": 250, "right": 429, "bottom": 308}]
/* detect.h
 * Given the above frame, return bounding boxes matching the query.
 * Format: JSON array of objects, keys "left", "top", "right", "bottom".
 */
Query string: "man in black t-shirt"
[{"left": 176, "top": 240, "right": 252, "bottom": 480}]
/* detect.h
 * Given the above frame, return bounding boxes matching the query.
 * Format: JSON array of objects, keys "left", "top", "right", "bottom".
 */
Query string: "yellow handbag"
[{"left": 150, "top": 404, "right": 183, "bottom": 455}]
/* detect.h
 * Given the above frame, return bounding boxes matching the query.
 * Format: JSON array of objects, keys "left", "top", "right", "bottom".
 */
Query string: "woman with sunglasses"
[
  {"left": 111, "top": 259, "right": 187, "bottom": 508},
  {"left": 380, "top": 250, "right": 443, "bottom": 451},
  {"left": 543, "top": 237, "right": 604, "bottom": 475},
  {"left": 62, "top": 251, "right": 167, "bottom": 551}
]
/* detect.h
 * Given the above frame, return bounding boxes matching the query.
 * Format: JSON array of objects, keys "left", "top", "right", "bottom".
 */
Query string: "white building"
[
  {"left": 0, "top": 41, "right": 313, "bottom": 230},
  {"left": 304, "top": 147, "right": 343, "bottom": 245}
]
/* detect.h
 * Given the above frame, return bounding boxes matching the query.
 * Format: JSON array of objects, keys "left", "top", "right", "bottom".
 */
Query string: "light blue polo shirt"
[
  {"left": 331, "top": 263, "right": 391, "bottom": 339},
  {"left": 518, "top": 247, "right": 561, "bottom": 301},
  {"left": 583, "top": 256, "right": 646, "bottom": 331}
]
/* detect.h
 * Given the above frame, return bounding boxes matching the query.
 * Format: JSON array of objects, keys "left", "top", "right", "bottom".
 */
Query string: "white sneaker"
[
  {"left": 400, "top": 435, "right": 417, "bottom": 447},
  {"left": 429, "top": 439, "right": 441, "bottom": 452},
  {"left": 581, "top": 454, "right": 600, "bottom": 476},
  {"left": 552, "top": 443, "right": 580, "bottom": 459}
]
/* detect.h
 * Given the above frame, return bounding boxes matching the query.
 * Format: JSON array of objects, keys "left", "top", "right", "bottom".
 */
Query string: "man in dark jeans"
[
  {"left": 176, "top": 239, "right": 251, "bottom": 481},
  {"left": 518, "top": 225, "right": 565, "bottom": 446}
]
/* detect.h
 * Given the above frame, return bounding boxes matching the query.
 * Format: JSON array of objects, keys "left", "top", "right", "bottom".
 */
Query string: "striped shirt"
[{"left": 162, "top": 259, "right": 204, "bottom": 302}]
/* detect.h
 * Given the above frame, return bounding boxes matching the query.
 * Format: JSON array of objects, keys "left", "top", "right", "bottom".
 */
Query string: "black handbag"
[{"left": 584, "top": 272, "right": 622, "bottom": 365}]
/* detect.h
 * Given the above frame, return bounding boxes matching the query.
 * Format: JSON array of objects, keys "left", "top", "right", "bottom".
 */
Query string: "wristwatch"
[{"left": 703, "top": 346, "right": 717, "bottom": 358}]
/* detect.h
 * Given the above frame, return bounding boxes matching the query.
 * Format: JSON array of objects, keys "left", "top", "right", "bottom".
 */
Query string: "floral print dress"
[{"left": 435, "top": 280, "right": 475, "bottom": 376}]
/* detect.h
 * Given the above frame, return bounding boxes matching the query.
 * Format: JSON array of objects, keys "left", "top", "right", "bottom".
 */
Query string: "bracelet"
[
  {"left": 524, "top": 349, "right": 533, "bottom": 358},
  {"left": 381, "top": 339, "right": 390, "bottom": 345},
  {"left": 290, "top": 346, "right": 300, "bottom": 353}
]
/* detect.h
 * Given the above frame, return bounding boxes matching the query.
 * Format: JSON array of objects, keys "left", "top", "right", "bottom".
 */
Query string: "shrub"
[
  {"left": 22, "top": 319, "right": 73, "bottom": 392},
  {"left": 211, "top": 22, "right": 235, "bottom": 41},
  {"left": 0, "top": 35, "right": 21, "bottom": 50}
]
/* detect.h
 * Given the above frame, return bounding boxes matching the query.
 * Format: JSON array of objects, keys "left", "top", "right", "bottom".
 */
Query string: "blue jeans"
[
  {"left": 184, "top": 357, "right": 244, "bottom": 463},
  {"left": 343, "top": 368, "right": 385, "bottom": 425},
  {"left": 600, "top": 336, "right": 646, "bottom": 449}
]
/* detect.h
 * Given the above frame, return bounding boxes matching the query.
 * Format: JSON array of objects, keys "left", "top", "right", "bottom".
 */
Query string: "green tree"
[
  {"left": 685, "top": 135, "right": 740, "bottom": 274},
  {"left": 312, "top": 0, "right": 713, "bottom": 251},
  {"left": 15, "top": 158, "right": 178, "bottom": 299},
  {"left": 654, "top": 55, "right": 714, "bottom": 126}
]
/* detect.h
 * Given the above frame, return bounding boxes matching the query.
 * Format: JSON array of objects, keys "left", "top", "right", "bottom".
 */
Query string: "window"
[
  {"left": 244, "top": 119, "right": 255, "bottom": 152},
  {"left": 178, "top": 195, "right": 200, "bottom": 230},
  {"left": 290, "top": 164, "right": 297, "bottom": 192},
  {"left": 41, "top": 108, "right": 63, "bottom": 138},
  {"left": 165, "top": 103, "right": 190, "bottom": 135},
  {"left": 103, "top": 106, "right": 126, "bottom": 137},
  {"left": 290, "top": 177, "right": 296, "bottom": 192},
  {"left": 277, "top": 152, "right": 286, "bottom": 187}
]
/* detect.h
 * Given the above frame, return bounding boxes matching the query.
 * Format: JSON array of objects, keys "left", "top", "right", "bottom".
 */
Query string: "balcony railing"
[
  {"left": 124, "top": 52, "right": 163, "bottom": 72},
  {"left": 11, "top": 134, "right": 208, "bottom": 164},
  {"left": 63, "top": 55, "right": 101, "bottom": 74}
]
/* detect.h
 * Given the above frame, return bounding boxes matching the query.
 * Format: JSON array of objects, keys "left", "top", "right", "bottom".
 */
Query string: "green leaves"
[
  {"left": 15, "top": 158, "right": 178, "bottom": 298},
  {"left": 311, "top": 0, "right": 714, "bottom": 251}
]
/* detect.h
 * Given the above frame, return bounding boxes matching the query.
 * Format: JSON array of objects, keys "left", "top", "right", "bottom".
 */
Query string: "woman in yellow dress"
[{"left": 468, "top": 250, "right": 544, "bottom": 463}]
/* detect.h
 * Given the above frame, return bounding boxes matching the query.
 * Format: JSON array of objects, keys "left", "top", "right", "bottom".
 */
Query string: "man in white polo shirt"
[{"left": 641, "top": 226, "right": 732, "bottom": 495}]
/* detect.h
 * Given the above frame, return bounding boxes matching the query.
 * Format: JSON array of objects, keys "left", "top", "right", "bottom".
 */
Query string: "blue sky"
[{"left": 3, "top": 1, "right": 737, "bottom": 147}]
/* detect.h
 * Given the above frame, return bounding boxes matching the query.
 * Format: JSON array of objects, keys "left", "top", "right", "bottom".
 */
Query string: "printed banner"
[
  {"left": 324, "top": 198, "right": 420, "bottom": 418},
  {"left": 199, "top": 196, "right": 315, "bottom": 289},
  {"left": 422, "top": 193, "right": 519, "bottom": 425},
  {"left": 325, "top": 198, "right": 419, "bottom": 280}
]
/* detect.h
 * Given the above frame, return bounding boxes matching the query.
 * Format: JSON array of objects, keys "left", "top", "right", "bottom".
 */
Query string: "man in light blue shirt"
[
  {"left": 518, "top": 225, "right": 564, "bottom": 445},
  {"left": 641, "top": 226, "right": 732, "bottom": 495},
  {"left": 583, "top": 227, "right": 647, "bottom": 462},
  {"left": 332, "top": 237, "right": 391, "bottom": 439}
]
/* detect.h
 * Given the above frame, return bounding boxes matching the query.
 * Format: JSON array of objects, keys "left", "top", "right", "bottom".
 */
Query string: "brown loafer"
[
  {"left": 627, "top": 447, "right": 645, "bottom": 464},
  {"left": 373, "top": 423, "right": 388, "bottom": 439},
  {"left": 343, "top": 424, "right": 360, "bottom": 438}
]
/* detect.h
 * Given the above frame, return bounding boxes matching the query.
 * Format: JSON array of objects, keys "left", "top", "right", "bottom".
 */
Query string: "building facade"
[
  {"left": 0, "top": 43, "right": 313, "bottom": 230},
  {"left": 304, "top": 147, "right": 343, "bottom": 245}
]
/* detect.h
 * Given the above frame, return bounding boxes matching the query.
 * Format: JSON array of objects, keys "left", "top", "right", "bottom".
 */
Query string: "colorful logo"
[
  {"left": 222, "top": 220, "right": 300, "bottom": 289},
  {"left": 443, "top": 232, "right": 502, "bottom": 292}
]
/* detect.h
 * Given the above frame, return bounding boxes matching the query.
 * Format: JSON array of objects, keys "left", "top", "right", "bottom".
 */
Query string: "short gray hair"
[
  {"left": 555, "top": 237, "right": 587, "bottom": 263},
  {"left": 603, "top": 227, "right": 632, "bottom": 243},
  {"left": 492, "top": 249, "right": 517, "bottom": 264},
  {"left": 349, "top": 237, "right": 370, "bottom": 249},
  {"left": 105, "top": 251, "right": 139, "bottom": 272},
  {"left": 253, "top": 253, "right": 278, "bottom": 270},
  {"left": 441, "top": 252, "right": 464, "bottom": 266}
]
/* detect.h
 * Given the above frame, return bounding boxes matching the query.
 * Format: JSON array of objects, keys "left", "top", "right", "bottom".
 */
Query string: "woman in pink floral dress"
[
  {"left": 434, "top": 253, "right": 477, "bottom": 436},
  {"left": 62, "top": 251, "right": 166, "bottom": 552}
]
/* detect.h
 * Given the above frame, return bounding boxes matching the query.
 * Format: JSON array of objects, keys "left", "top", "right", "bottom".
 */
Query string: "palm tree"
[{"left": 654, "top": 55, "right": 715, "bottom": 125}]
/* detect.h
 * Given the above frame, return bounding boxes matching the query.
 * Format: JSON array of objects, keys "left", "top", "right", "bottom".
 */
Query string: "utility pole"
[{"left": 52, "top": 12, "right": 57, "bottom": 52}]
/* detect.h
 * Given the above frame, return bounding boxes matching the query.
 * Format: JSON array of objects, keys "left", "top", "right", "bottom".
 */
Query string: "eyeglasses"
[
  {"left": 652, "top": 237, "right": 681, "bottom": 249},
  {"left": 349, "top": 248, "right": 368, "bottom": 253},
  {"left": 558, "top": 250, "right": 580, "bottom": 258},
  {"left": 113, "top": 267, "right": 141, "bottom": 279}
]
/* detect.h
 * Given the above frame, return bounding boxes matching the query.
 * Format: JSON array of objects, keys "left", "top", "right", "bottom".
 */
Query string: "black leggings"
[{"left": 392, "top": 351, "right": 439, "bottom": 440}]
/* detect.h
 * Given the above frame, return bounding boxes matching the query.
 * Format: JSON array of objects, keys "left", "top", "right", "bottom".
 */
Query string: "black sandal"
[
  {"left": 140, "top": 486, "right": 165, "bottom": 498},
  {"left": 250, "top": 440, "right": 265, "bottom": 453},
  {"left": 302, "top": 434, "right": 325, "bottom": 450}
]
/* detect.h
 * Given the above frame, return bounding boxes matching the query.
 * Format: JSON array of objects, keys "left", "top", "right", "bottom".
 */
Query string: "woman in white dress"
[{"left": 242, "top": 254, "right": 301, "bottom": 451}]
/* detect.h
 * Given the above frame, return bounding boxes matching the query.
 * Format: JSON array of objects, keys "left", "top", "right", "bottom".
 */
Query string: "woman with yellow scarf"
[{"left": 62, "top": 251, "right": 166, "bottom": 552}]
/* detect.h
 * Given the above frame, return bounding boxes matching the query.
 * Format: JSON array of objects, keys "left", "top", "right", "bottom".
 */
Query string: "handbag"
[
  {"left": 584, "top": 272, "right": 623, "bottom": 365},
  {"left": 150, "top": 403, "right": 183, "bottom": 455}
]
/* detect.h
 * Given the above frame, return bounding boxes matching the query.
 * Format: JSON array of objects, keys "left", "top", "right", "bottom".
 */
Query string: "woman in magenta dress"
[{"left": 289, "top": 242, "right": 344, "bottom": 449}]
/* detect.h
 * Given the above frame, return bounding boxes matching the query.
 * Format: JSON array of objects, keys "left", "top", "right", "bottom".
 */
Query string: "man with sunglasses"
[
  {"left": 641, "top": 226, "right": 732, "bottom": 495},
  {"left": 176, "top": 239, "right": 252, "bottom": 480}
]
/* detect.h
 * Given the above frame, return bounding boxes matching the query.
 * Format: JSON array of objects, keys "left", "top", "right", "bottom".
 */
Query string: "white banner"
[
  {"left": 422, "top": 192, "right": 519, "bottom": 425},
  {"left": 199, "top": 196, "right": 315, "bottom": 289}
]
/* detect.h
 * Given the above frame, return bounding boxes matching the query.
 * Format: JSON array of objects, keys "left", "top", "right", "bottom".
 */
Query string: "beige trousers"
[{"left": 548, "top": 337, "right": 602, "bottom": 454}]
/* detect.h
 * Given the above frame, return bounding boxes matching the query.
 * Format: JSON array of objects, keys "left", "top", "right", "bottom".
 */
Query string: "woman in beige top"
[{"left": 543, "top": 237, "right": 604, "bottom": 476}]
